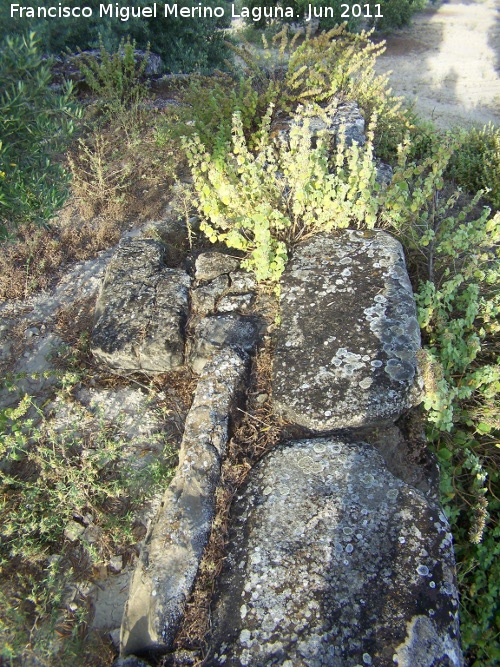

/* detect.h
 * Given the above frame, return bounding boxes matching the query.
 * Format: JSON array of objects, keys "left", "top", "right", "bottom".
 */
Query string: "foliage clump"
[
  {"left": 448, "top": 123, "right": 500, "bottom": 211},
  {"left": 0, "top": 32, "right": 81, "bottom": 238},
  {"left": 186, "top": 102, "right": 383, "bottom": 281},
  {"left": 0, "top": 0, "right": 231, "bottom": 74},
  {"left": 0, "top": 387, "right": 176, "bottom": 664}
]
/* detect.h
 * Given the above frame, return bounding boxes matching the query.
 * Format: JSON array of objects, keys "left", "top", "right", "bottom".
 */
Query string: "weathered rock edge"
[
  {"left": 208, "top": 436, "right": 463, "bottom": 667},
  {"left": 120, "top": 348, "right": 249, "bottom": 656}
]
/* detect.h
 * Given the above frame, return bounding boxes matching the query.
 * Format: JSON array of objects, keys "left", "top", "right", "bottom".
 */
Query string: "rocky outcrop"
[
  {"left": 88, "top": 232, "right": 462, "bottom": 666},
  {"left": 91, "top": 238, "right": 191, "bottom": 372},
  {"left": 272, "top": 230, "right": 423, "bottom": 430},
  {"left": 120, "top": 348, "right": 249, "bottom": 656},
  {"left": 208, "top": 436, "right": 462, "bottom": 667}
]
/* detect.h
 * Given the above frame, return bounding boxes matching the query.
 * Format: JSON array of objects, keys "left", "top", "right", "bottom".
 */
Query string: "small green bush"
[
  {"left": 76, "top": 36, "right": 149, "bottom": 115},
  {"left": 0, "top": 386, "right": 176, "bottom": 663},
  {"left": 186, "top": 102, "right": 385, "bottom": 282},
  {"left": 230, "top": 25, "right": 405, "bottom": 140},
  {"left": 0, "top": 1, "right": 232, "bottom": 74},
  {"left": 173, "top": 73, "right": 261, "bottom": 158},
  {"left": 415, "top": 207, "right": 500, "bottom": 666},
  {"left": 448, "top": 123, "right": 500, "bottom": 210},
  {"left": 0, "top": 32, "right": 81, "bottom": 238},
  {"left": 370, "top": 0, "right": 429, "bottom": 30}
]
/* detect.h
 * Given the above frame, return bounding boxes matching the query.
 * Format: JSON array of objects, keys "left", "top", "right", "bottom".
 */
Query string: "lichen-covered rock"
[
  {"left": 120, "top": 349, "right": 249, "bottom": 656},
  {"left": 191, "top": 274, "right": 230, "bottom": 316},
  {"left": 272, "top": 230, "right": 422, "bottom": 430},
  {"left": 278, "top": 101, "right": 366, "bottom": 149},
  {"left": 208, "top": 437, "right": 463, "bottom": 667},
  {"left": 188, "top": 314, "right": 261, "bottom": 374},
  {"left": 195, "top": 251, "right": 241, "bottom": 283},
  {"left": 91, "top": 238, "right": 190, "bottom": 372}
]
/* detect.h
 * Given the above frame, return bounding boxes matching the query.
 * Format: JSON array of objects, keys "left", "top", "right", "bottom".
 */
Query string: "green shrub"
[
  {"left": 385, "top": 134, "right": 500, "bottom": 666},
  {"left": 185, "top": 102, "right": 385, "bottom": 282},
  {"left": 76, "top": 36, "right": 149, "bottom": 114},
  {"left": 448, "top": 123, "right": 500, "bottom": 211},
  {"left": 415, "top": 208, "right": 500, "bottom": 666},
  {"left": 0, "top": 32, "right": 81, "bottom": 238},
  {"left": 1, "top": 1, "right": 231, "bottom": 74},
  {"left": 230, "top": 25, "right": 404, "bottom": 136},
  {"left": 369, "top": 0, "right": 429, "bottom": 30},
  {"left": 173, "top": 73, "right": 261, "bottom": 158},
  {"left": 0, "top": 386, "right": 177, "bottom": 663}
]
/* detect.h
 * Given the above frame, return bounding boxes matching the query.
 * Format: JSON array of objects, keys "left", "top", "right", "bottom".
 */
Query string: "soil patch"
[{"left": 375, "top": 0, "right": 500, "bottom": 128}]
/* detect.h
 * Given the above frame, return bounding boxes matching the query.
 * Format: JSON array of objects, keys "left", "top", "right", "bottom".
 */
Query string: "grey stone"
[
  {"left": 109, "top": 556, "right": 123, "bottom": 574},
  {"left": 188, "top": 314, "right": 261, "bottom": 374},
  {"left": 64, "top": 520, "right": 85, "bottom": 542},
  {"left": 191, "top": 274, "right": 229, "bottom": 316},
  {"left": 272, "top": 230, "right": 423, "bottom": 430},
  {"left": 208, "top": 437, "right": 463, "bottom": 667},
  {"left": 282, "top": 101, "right": 366, "bottom": 148},
  {"left": 217, "top": 293, "right": 254, "bottom": 313},
  {"left": 195, "top": 251, "right": 241, "bottom": 283},
  {"left": 228, "top": 271, "right": 257, "bottom": 295},
  {"left": 91, "top": 238, "right": 191, "bottom": 372},
  {"left": 120, "top": 349, "right": 249, "bottom": 656}
]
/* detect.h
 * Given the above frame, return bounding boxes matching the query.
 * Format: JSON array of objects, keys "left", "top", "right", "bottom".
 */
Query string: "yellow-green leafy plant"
[
  {"left": 230, "top": 25, "right": 413, "bottom": 163},
  {"left": 415, "top": 208, "right": 500, "bottom": 666},
  {"left": 185, "top": 101, "right": 384, "bottom": 282}
]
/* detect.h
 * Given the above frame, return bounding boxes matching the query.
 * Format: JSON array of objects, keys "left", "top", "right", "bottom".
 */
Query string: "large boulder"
[
  {"left": 272, "top": 230, "right": 422, "bottom": 430},
  {"left": 91, "top": 238, "right": 190, "bottom": 372},
  {"left": 208, "top": 436, "right": 463, "bottom": 667}
]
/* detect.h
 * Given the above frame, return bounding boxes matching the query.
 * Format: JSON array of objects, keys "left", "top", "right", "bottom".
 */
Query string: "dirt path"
[{"left": 375, "top": 0, "right": 500, "bottom": 128}]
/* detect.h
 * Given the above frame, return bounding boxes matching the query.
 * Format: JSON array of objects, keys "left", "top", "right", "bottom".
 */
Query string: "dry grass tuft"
[{"left": 0, "top": 219, "right": 121, "bottom": 301}]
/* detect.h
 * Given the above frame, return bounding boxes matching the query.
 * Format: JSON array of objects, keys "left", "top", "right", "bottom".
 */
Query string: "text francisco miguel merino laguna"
[{"left": 10, "top": 3, "right": 334, "bottom": 22}]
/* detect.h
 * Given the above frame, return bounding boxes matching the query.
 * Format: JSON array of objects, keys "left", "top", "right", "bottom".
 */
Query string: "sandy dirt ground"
[{"left": 374, "top": 0, "right": 500, "bottom": 128}]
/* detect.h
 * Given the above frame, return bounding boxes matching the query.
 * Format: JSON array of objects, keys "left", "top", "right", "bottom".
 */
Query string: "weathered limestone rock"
[
  {"left": 272, "top": 230, "right": 422, "bottom": 430},
  {"left": 191, "top": 274, "right": 230, "bottom": 316},
  {"left": 91, "top": 238, "right": 190, "bottom": 372},
  {"left": 188, "top": 315, "right": 261, "bottom": 374},
  {"left": 208, "top": 437, "right": 462, "bottom": 667},
  {"left": 191, "top": 253, "right": 258, "bottom": 320},
  {"left": 120, "top": 348, "right": 249, "bottom": 656},
  {"left": 280, "top": 101, "right": 366, "bottom": 148},
  {"left": 195, "top": 251, "right": 241, "bottom": 283}
]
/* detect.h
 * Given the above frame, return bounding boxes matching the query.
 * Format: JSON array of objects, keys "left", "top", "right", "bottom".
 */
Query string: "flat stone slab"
[
  {"left": 208, "top": 437, "right": 463, "bottom": 667},
  {"left": 91, "top": 238, "right": 190, "bottom": 372},
  {"left": 272, "top": 230, "right": 422, "bottom": 430},
  {"left": 120, "top": 348, "right": 249, "bottom": 656}
]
